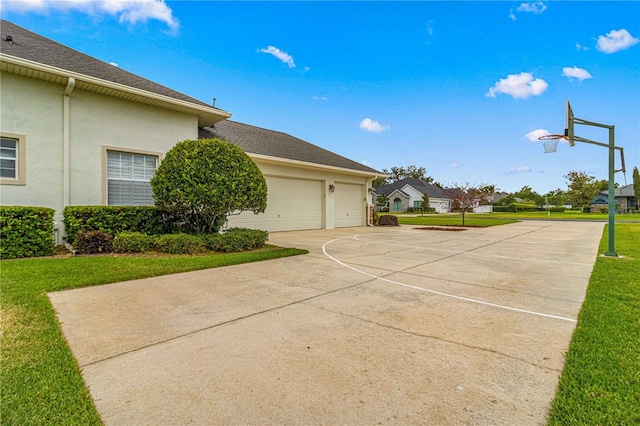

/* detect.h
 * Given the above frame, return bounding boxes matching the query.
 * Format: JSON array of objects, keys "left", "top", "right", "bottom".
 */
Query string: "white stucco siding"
[
  {"left": 68, "top": 89, "right": 197, "bottom": 206},
  {"left": 0, "top": 73, "right": 65, "bottom": 212}
]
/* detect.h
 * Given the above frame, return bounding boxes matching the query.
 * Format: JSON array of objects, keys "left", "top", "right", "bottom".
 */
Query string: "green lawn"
[
  {"left": 547, "top": 223, "right": 640, "bottom": 424},
  {"left": 396, "top": 214, "right": 517, "bottom": 227},
  {"left": 1, "top": 246, "right": 307, "bottom": 425}
]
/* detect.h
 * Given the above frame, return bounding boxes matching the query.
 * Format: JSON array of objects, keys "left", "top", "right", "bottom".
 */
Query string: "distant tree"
[
  {"left": 564, "top": 171, "right": 600, "bottom": 210},
  {"left": 514, "top": 185, "right": 544, "bottom": 206},
  {"left": 480, "top": 185, "right": 498, "bottom": 204},
  {"left": 420, "top": 192, "right": 430, "bottom": 216},
  {"left": 633, "top": 167, "right": 640, "bottom": 209},
  {"left": 151, "top": 138, "right": 267, "bottom": 234},
  {"left": 376, "top": 193, "right": 390, "bottom": 211},
  {"left": 444, "top": 182, "right": 485, "bottom": 225},
  {"left": 372, "top": 171, "right": 389, "bottom": 188},
  {"left": 544, "top": 188, "right": 569, "bottom": 207}
]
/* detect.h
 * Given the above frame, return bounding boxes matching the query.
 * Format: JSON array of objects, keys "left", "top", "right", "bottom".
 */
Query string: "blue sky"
[{"left": 2, "top": 1, "right": 639, "bottom": 193}]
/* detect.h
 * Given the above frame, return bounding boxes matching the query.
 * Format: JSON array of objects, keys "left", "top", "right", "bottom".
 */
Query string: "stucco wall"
[
  {"left": 0, "top": 73, "right": 64, "bottom": 212},
  {"left": 1, "top": 72, "right": 198, "bottom": 239}
]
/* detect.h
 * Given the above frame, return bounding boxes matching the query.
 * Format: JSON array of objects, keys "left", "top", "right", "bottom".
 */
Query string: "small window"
[
  {"left": 414, "top": 201, "right": 421, "bottom": 208},
  {"left": 106, "top": 150, "right": 157, "bottom": 205},
  {"left": 0, "top": 133, "right": 26, "bottom": 185}
]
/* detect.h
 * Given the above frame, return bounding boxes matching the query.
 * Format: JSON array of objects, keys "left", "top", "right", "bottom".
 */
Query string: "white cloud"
[
  {"left": 562, "top": 66, "right": 593, "bottom": 82},
  {"left": 109, "top": 62, "right": 119, "bottom": 67},
  {"left": 359, "top": 118, "right": 389, "bottom": 133},
  {"left": 575, "top": 42, "right": 588, "bottom": 51},
  {"left": 508, "top": 9, "right": 517, "bottom": 20},
  {"left": 486, "top": 72, "right": 548, "bottom": 99},
  {"left": 425, "top": 20, "right": 434, "bottom": 36},
  {"left": 525, "top": 129, "right": 550, "bottom": 141},
  {"left": 596, "top": 29, "right": 639, "bottom": 54},
  {"left": 313, "top": 96, "right": 328, "bottom": 101},
  {"left": 1, "top": 0, "right": 179, "bottom": 30},
  {"left": 517, "top": 2, "right": 547, "bottom": 14},
  {"left": 504, "top": 166, "right": 532, "bottom": 175},
  {"left": 451, "top": 162, "right": 461, "bottom": 168},
  {"left": 259, "top": 46, "right": 296, "bottom": 68}
]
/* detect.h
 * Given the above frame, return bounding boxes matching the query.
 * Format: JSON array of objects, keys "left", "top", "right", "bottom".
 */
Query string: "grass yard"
[
  {"left": 547, "top": 223, "right": 640, "bottom": 425},
  {"left": 1, "top": 246, "right": 307, "bottom": 425},
  {"left": 396, "top": 214, "right": 517, "bottom": 227}
]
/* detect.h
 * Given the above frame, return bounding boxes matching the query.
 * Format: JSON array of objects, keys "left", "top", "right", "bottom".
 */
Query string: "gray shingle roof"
[
  {"left": 598, "top": 183, "right": 635, "bottom": 197},
  {"left": 0, "top": 20, "right": 216, "bottom": 109},
  {"left": 374, "top": 178, "right": 448, "bottom": 198},
  {"left": 199, "top": 120, "right": 381, "bottom": 175}
]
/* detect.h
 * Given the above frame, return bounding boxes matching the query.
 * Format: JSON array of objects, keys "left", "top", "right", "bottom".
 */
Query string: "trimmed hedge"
[
  {"left": 113, "top": 232, "right": 156, "bottom": 253},
  {"left": 507, "top": 203, "right": 538, "bottom": 212},
  {"left": 154, "top": 234, "right": 207, "bottom": 255},
  {"left": 378, "top": 215, "right": 399, "bottom": 226},
  {"left": 0, "top": 206, "right": 55, "bottom": 259},
  {"left": 63, "top": 206, "right": 174, "bottom": 245},
  {"left": 203, "top": 228, "right": 268, "bottom": 253}
]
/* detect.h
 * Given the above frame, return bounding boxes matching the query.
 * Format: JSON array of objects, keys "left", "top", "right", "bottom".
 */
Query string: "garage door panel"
[
  {"left": 227, "top": 176, "right": 323, "bottom": 231},
  {"left": 335, "top": 183, "right": 365, "bottom": 227}
]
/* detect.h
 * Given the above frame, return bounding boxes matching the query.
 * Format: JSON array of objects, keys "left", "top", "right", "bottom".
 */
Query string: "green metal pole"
[{"left": 606, "top": 125, "right": 617, "bottom": 257}]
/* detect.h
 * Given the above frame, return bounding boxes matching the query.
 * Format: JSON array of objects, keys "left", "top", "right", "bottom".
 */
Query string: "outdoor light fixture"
[{"left": 329, "top": 184, "right": 335, "bottom": 193}]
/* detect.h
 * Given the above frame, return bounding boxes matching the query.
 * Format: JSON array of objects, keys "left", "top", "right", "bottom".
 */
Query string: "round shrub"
[
  {"left": 203, "top": 228, "right": 268, "bottom": 252},
  {"left": 74, "top": 231, "right": 113, "bottom": 254},
  {"left": 151, "top": 138, "right": 268, "bottom": 235},
  {"left": 113, "top": 232, "right": 155, "bottom": 253},
  {"left": 154, "top": 234, "right": 207, "bottom": 255},
  {"left": 377, "top": 215, "right": 399, "bottom": 226}
]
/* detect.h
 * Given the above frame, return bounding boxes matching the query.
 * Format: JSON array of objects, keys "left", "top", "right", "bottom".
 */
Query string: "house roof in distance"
[
  {"left": 199, "top": 120, "right": 381, "bottom": 176},
  {"left": 0, "top": 20, "right": 230, "bottom": 126},
  {"left": 375, "top": 178, "right": 448, "bottom": 198}
]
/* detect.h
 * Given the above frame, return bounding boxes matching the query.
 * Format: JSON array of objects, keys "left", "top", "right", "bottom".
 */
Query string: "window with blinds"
[
  {"left": 107, "top": 150, "right": 157, "bottom": 205},
  {"left": 0, "top": 137, "right": 18, "bottom": 179}
]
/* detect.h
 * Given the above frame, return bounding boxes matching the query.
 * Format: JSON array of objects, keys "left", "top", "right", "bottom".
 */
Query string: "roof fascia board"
[
  {"left": 0, "top": 53, "right": 231, "bottom": 126},
  {"left": 247, "top": 152, "right": 382, "bottom": 178}
]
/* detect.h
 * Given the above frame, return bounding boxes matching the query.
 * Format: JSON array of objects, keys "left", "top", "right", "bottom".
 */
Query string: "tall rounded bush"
[{"left": 151, "top": 138, "right": 267, "bottom": 234}]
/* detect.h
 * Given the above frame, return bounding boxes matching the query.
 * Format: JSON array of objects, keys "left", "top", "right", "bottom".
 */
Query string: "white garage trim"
[{"left": 334, "top": 182, "right": 365, "bottom": 228}]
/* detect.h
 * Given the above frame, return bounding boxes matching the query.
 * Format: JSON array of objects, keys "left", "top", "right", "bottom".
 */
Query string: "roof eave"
[
  {"left": 246, "top": 152, "right": 382, "bottom": 178},
  {"left": 0, "top": 53, "right": 231, "bottom": 126}
]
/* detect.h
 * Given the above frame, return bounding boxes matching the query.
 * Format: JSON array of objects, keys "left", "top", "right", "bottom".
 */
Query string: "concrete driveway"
[{"left": 49, "top": 220, "right": 603, "bottom": 425}]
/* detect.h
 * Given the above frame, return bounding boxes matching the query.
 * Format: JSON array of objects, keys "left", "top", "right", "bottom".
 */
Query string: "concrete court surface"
[{"left": 49, "top": 220, "right": 604, "bottom": 425}]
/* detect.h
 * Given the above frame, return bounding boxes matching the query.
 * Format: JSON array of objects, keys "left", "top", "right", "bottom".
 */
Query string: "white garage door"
[
  {"left": 227, "top": 176, "right": 323, "bottom": 231},
  {"left": 334, "top": 182, "right": 365, "bottom": 227}
]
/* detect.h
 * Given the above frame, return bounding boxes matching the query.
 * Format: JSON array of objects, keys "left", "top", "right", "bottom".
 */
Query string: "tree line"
[{"left": 375, "top": 165, "right": 640, "bottom": 210}]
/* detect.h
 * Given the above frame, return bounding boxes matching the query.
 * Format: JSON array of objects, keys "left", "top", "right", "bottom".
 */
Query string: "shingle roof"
[
  {"left": 598, "top": 183, "right": 635, "bottom": 197},
  {"left": 374, "top": 178, "right": 448, "bottom": 198},
  {"left": 199, "top": 120, "right": 381, "bottom": 175}
]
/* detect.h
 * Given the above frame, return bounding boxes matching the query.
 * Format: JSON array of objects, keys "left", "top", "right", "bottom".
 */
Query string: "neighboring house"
[
  {"left": 590, "top": 183, "right": 637, "bottom": 213},
  {"left": 373, "top": 178, "right": 450, "bottom": 213},
  {"left": 0, "top": 21, "right": 381, "bottom": 240}
]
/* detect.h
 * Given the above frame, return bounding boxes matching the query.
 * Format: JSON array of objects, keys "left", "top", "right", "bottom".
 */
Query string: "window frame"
[
  {"left": 0, "top": 132, "right": 26, "bottom": 185},
  {"left": 102, "top": 146, "right": 162, "bottom": 206}
]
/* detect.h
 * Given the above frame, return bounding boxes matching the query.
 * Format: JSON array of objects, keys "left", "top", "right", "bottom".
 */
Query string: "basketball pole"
[{"left": 570, "top": 116, "right": 623, "bottom": 257}]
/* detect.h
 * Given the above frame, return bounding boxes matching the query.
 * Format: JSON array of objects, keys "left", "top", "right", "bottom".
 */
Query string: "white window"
[
  {"left": 0, "top": 133, "right": 26, "bottom": 185},
  {"left": 107, "top": 150, "right": 157, "bottom": 205}
]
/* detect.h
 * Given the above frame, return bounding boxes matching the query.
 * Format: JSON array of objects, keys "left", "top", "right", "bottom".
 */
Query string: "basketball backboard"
[{"left": 564, "top": 100, "right": 575, "bottom": 146}]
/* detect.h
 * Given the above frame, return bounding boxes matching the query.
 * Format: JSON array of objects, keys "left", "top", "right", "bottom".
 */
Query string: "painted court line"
[{"left": 322, "top": 235, "right": 577, "bottom": 323}]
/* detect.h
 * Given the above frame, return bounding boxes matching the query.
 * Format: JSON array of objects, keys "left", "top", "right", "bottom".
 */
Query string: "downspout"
[
  {"left": 367, "top": 177, "right": 375, "bottom": 226},
  {"left": 63, "top": 77, "right": 75, "bottom": 209}
]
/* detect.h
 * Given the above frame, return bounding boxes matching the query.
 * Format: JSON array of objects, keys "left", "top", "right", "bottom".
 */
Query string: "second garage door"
[
  {"left": 334, "top": 182, "right": 365, "bottom": 227},
  {"left": 228, "top": 176, "right": 323, "bottom": 231}
]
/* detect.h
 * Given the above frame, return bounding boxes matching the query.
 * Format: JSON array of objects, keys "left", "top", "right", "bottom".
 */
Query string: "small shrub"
[
  {"left": 377, "top": 215, "right": 399, "bottom": 226},
  {"left": 113, "top": 232, "right": 155, "bottom": 253},
  {"left": 154, "top": 234, "right": 207, "bottom": 255},
  {"left": 0, "top": 206, "right": 55, "bottom": 259},
  {"left": 203, "top": 228, "right": 268, "bottom": 252},
  {"left": 373, "top": 211, "right": 379, "bottom": 226},
  {"left": 549, "top": 206, "right": 566, "bottom": 212},
  {"left": 74, "top": 231, "right": 113, "bottom": 254}
]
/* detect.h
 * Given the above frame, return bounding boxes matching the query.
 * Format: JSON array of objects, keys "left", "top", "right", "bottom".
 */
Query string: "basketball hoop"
[{"left": 538, "top": 134, "right": 567, "bottom": 154}]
